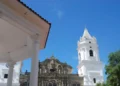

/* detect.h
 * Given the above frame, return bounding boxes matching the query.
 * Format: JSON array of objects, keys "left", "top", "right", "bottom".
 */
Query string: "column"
[
  {"left": 85, "top": 48, "right": 88, "bottom": 60},
  {"left": 30, "top": 34, "right": 40, "bottom": 86},
  {"left": 7, "top": 62, "right": 15, "bottom": 86},
  {"left": 42, "top": 80, "right": 43, "bottom": 86},
  {"left": 62, "top": 81, "right": 64, "bottom": 86}
]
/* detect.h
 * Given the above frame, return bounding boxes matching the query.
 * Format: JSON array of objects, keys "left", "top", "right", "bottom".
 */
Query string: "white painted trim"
[{"left": 0, "top": 2, "right": 41, "bottom": 36}]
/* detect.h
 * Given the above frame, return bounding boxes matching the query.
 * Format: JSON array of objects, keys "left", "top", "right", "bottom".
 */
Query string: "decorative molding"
[
  {"left": 30, "top": 34, "right": 40, "bottom": 43},
  {"left": 7, "top": 62, "right": 16, "bottom": 68}
]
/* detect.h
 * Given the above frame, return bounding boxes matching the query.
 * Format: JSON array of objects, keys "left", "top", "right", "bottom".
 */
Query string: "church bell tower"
[{"left": 77, "top": 28, "right": 104, "bottom": 86}]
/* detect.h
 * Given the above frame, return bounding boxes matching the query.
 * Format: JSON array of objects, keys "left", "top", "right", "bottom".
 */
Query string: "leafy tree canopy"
[
  {"left": 96, "top": 82, "right": 107, "bottom": 86},
  {"left": 105, "top": 50, "right": 120, "bottom": 86}
]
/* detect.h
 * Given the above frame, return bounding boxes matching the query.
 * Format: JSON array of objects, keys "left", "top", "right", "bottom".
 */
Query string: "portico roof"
[
  {"left": 0, "top": 0, "right": 51, "bottom": 62},
  {"left": 0, "top": 0, "right": 51, "bottom": 49}
]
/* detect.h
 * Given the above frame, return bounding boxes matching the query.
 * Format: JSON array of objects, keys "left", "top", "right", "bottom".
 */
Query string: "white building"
[
  {"left": 77, "top": 28, "right": 104, "bottom": 86},
  {"left": 0, "top": 0, "right": 51, "bottom": 86},
  {"left": 0, "top": 62, "right": 22, "bottom": 86}
]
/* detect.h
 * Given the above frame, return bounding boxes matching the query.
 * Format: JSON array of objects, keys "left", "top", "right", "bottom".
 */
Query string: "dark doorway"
[
  {"left": 53, "top": 83, "right": 57, "bottom": 86},
  {"left": 49, "top": 83, "right": 52, "bottom": 86}
]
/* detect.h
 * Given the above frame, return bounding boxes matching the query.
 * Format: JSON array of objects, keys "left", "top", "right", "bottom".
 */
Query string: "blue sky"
[{"left": 21, "top": 0, "right": 120, "bottom": 80}]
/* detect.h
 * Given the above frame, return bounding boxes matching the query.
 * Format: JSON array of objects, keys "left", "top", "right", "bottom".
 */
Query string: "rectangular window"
[
  {"left": 4, "top": 74, "right": 8, "bottom": 78},
  {"left": 93, "top": 78, "right": 96, "bottom": 83}
]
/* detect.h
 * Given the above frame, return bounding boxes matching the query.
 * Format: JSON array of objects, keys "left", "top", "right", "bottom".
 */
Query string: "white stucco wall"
[
  {"left": 0, "top": 62, "right": 22, "bottom": 86},
  {"left": 77, "top": 29, "right": 104, "bottom": 86}
]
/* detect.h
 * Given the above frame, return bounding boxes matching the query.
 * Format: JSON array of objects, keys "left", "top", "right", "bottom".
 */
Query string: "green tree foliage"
[
  {"left": 105, "top": 50, "right": 120, "bottom": 86},
  {"left": 96, "top": 82, "right": 108, "bottom": 86},
  {"left": 96, "top": 83, "right": 102, "bottom": 86}
]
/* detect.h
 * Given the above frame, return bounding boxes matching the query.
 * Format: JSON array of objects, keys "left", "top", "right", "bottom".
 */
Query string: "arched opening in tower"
[
  {"left": 89, "top": 50, "right": 93, "bottom": 56},
  {"left": 93, "top": 78, "right": 96, "bottom": 83}
]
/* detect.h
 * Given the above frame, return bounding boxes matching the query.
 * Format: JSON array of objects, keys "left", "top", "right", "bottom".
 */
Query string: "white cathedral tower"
[{"left": 77, "top": 28, "right": 104, "bottom": 86}]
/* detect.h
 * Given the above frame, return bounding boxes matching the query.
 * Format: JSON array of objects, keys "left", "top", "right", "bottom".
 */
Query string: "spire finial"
[
  {"left": 51, "top": 54, "right": 55, "bottom": 59},
  {"left": 52, "top": 54, "right": 54, "bottom": 57},
  {"left": 85, "top": 24, "right": 87, "bottom": 29},
  {"left": 82, "top": 27, "right": 92, "bottom": 39}
]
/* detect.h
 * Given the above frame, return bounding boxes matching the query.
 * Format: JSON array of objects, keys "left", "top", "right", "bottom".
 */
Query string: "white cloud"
[
  {"left": 57, "top": 10, "right": 64, "bottom": 19},
  {"left": 49, "top": 0, "right": 64, "bottom": 19},
  {"left": 52, "top": 9, "right": 64, "bottom": 19}
]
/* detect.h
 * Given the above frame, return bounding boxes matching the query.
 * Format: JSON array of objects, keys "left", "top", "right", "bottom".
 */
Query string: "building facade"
[
  {"left": 20, "top": 29, "right": 104, "bottom": 86},
  {"left": 0, "top": 62, "right": 22, "bottom": 86},
  {"left": 77, "top": 28, "right": 104, "bottom": 86},
  {"left": 20, "top": 56, "right": 83, "bottom": 86}
]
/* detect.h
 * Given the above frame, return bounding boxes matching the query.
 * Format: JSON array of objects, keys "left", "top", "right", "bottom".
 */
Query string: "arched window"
[
  {"left": 63, "top": 67, "right": 68, "bottom": 74},
  {"left": 49, "top": 83, "right": 52, "bottom": 86},
  {"left": 53, "top": 83, "right": 57, "bottom": 86},
  {"left": 89, "top": 50, "right": 93, "bottom": 56},
  {"left": 93, "top": 78, "right": 96, "bottom": 83},
  {"left": 58, "top": 65, "right": 62, "bottom": 74}
]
